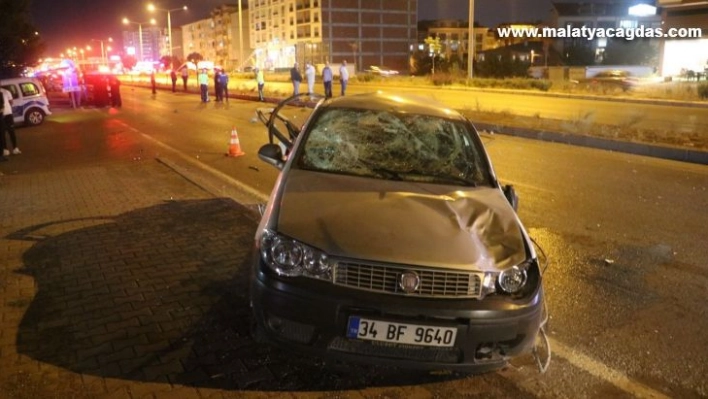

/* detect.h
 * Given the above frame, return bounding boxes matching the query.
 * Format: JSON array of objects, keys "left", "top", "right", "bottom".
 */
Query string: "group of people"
[
  {"left": 288, "top": 60, "right": 349, "bottom": 98},
  {"left": 196, "top": 68, "right": 230, "bottom": 103},
  {"left": 0, "top": 87, "right": 21, "bottom": 162},
  {"left": 168, "top": 68, "right": 191, "bottom": 93},
  {"left": 165, "top": 60, "right": 351, "bottom": 104}
]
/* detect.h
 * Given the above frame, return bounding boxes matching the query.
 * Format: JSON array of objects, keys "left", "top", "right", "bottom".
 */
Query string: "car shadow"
[{"left": 10, "top": 198, "right": 465, "bottom": 392}]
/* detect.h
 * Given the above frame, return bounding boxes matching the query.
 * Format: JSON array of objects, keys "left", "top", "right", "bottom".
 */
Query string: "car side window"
[
  {"left": 19, "top": 82, "right": 39, "bottom": 97},
  {"left": 1, "top": 85, "right": 19, "bottom": 99}
]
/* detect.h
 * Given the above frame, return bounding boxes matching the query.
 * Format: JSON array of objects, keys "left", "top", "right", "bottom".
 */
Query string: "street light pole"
[
  {"left": 167, "top": 11, "right": 173, "bottom": 57},
  {"left": 468, "top": 0, "right": 475, "bottom": 79},
  {"left": 148, "top": 4, "right": 188, "bottom": 60},
  {"left": 90, "top": 38, "right": 112, "bottom": 65},
  {"left": 123, "top": 18, "right": 155, "bottom": 62},
  {"left": 238, "top": 0, "right": 244, "bottom": 70},
  {"left": 138, "top": 23, "right": 144, "bottom": 61}
]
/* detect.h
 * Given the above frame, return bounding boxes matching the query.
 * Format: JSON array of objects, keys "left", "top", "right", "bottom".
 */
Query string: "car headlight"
[
  {"left": 498, "top": 265, "right": 528, "bottom": 294},
  {"left": 260, "top": 230, "right": 334, "bottom": 280}
]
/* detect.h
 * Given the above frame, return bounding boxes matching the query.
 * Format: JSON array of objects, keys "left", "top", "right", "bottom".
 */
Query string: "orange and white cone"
[{"left": 226, "top": 127, "right": 245, "bottom": 157}]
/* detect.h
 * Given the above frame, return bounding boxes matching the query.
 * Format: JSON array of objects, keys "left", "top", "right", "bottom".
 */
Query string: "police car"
[{"left": 0, "top": 77, "right": 52, "bottom": 126}]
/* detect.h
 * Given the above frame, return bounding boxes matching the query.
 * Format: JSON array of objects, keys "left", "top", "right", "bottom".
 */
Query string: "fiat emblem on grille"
[{"left": 399, "top": 271, "right": 420, "bottom": 293}]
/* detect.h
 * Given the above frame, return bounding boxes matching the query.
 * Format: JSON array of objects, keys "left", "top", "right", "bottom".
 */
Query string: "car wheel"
[
  {"left": 25, "top": 107, "right": 46, "bottom": 126},
  {"left": 250, "top": 318, "right": 267, "bottom": 343}
]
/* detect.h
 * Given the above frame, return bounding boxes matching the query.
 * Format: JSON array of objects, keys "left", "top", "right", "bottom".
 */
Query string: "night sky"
[{"left": 30, "top": 0, "right": 555, "bottom": 56}]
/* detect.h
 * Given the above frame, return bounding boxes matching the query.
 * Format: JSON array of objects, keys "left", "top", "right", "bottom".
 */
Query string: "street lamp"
[
  {"left": 122, "top": 18, "right": 156, "bottom": 61},
  {"left": 90, "top": 38, "right": 113, "bottom": 65},
  {"left": 147, "top": 3, "right": 188, "bottom": 59},
  {"left": 468, "top": 0, "right": 475, "bottom": 79}
]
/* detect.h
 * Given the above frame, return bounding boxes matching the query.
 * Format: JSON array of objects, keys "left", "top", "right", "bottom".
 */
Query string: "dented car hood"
[{"left": 275, "top": 169, "right": 528, "bottom": 272}]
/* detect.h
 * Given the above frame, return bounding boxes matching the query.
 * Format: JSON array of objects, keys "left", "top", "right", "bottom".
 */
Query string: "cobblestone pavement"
[{"left": 0, "top": 110, "right": 535, "bottom": 399}]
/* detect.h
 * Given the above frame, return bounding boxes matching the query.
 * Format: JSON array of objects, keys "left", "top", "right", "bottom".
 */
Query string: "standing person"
[
  {"left": 198, "top": 68, "right": 209, "bottom": 102},
  {"left": 0, "top": 87, "right": 20, "bottom": 159},
  {"left": 181, "top": 67, "right": 189, "bottom": 91},
  {"left": 339, "top": 60, "right": 349, "bottom": 96},
  {"left": 219, "top": 70, "right": 229, "bottom": 103},
  {"left": 0, "top": 96, "right": 6, "bottom": 161},
  {"left": 305, "top": 61, "right": 315, "bottom": 94},
  {"left": 150, "top": 70, "right": 157, "bottom": 94},
  {"left": 290, "top": 62, "right": 302, "bottom": 96},
  {"left": 170, "top": 69, "right": 177, "bottom": 92},
  {"left": 94, "top": 74, "right": 110, "bottom": 107},
  {"left": 255, "top": 67, "right": 265, "bottom": 102},
  {"left": 322, "top": 61, "right": 333, "bottom": 99},
  {"left": 214, "top": 69, "right": 222, "bottom": 102},
  {"left": 109, "top": 76, "right": 122, "bottom": 107}
]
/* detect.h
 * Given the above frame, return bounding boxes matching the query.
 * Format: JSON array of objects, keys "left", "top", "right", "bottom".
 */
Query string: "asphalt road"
[
  {"left": 133, "top": 73, "right": 708, "bottom": 135},
  {"left": 1, "top": 87, "right": 706, "bottom": 398}
]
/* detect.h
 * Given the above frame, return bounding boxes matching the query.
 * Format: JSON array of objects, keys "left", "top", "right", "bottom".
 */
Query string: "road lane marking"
[{"left": 549, "top": 338, "right": 671, "bottom": 399}]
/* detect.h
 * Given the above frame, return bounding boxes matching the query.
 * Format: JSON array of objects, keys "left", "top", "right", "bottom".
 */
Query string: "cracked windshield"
[{"left": 298, "top": 108, "right": 490, "bottom": 186}]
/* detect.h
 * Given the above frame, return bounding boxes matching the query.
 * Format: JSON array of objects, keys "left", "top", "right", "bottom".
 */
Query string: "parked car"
[
  {"left": 0, "top": 77, "right": 52, "bottom": 126},
  {"left": 83, "top": 73, "right": 121, "bottom": 107},
  {"left": 366, "top": 65, "right": 400, "bottom": 76},
  {"left": 250, "top": 92, "right": 548, "bottom": 373},
  {"left": 585, "top": 70, "right": 637, "bottom": 91}
]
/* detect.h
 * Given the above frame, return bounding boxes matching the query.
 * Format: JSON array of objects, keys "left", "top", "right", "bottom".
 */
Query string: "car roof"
[
  {"left": 1, "top": 77, "right": 43, "bottom": 84},
  {"left": 321, "top": 91, "right": 466, "bottom": 121}
]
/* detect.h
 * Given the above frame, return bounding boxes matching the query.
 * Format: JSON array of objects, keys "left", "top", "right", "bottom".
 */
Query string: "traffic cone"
[{"left": 226, "top": 127, "right": 245, "bottom": 157}]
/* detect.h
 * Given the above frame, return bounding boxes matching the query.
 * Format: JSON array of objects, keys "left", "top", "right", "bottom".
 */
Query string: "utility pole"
[
  {"left": 239, "top": 0, "right": 244, "bottom": 70},
  {"left": 468, "top": 0, "right": 475, "bottom": 79}
]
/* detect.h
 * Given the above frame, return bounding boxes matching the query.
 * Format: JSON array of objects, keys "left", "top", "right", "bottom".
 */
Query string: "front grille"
[{"left": 333, "top": 262, "right": 483, "bottom": 298}]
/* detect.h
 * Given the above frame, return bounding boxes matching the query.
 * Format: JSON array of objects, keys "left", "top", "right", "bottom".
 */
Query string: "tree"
[
  {"left": 410, "top": 50, "right": 432, "bottom": 76},
  {"left": 186, "top": 52, "right": 204, "bottom": 64},
  {"left": 0, "top": 0, "right": 45, "bottom": 78},
  {"left": 562, "top": 40, "right": 596, "bottom": 66},
  {"left": 476, "top": 51, "right": 530, "bottom": 78},
  {"left": 424, "top": 36, "right": 442, "bottom": 75},
  {"left": 160, "top": 55, "right": 182, "bottom": 70},
  {"left": 122, "top": 55, "right": 138, "bottom": 71},
  {"left": 602, "top": 38, "right": 658, "bottom": 66}
]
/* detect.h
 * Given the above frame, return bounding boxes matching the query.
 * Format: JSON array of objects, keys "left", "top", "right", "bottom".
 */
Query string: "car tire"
[
  {"left": 250, "top": 318, "right": 267, "bottom": 343},
  {"left": 25, "top": 107, "right": 46, "bottom": 126}
]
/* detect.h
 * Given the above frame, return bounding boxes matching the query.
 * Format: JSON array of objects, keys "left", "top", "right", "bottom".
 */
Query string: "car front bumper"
[{"left": 250, "top": 256, "right": 545, "bottom": 373}]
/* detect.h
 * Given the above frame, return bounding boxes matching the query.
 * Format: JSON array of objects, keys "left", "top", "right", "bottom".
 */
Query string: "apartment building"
[
  {"left": 181, "top": 5, "right": 251, "bottom": 71},
  {"left": 419, "top": 19, "right": 501, "bottom": 59},
  {"left": 550, "top": 1, "right": 661, "bottom": 63},
  {"left": 249, "top": 0, "right": 417, "bottom": 73},
  {"left": 122, "top": 26, "right": 163, "bottom": 62},
  {"left": 657, "top": 0, "right": 708, "bottom": 76}
]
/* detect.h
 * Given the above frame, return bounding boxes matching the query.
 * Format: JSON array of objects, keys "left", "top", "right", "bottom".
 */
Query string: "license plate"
[{"left": 346, "top": 316, "right": 457, "bottom": 347}]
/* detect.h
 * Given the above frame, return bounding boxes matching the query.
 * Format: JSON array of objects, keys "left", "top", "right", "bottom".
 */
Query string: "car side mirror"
[
  {"left": 258, "top": 144, "right": 285, "bottom": 170},
  {"left": 503, "top": 184, "right": 519, "bottom": 211}
]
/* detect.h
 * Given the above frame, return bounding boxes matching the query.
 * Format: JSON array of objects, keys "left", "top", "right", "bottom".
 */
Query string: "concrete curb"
[
  {"left": 474, "top": 122, "right": 708, "bottom": 165},
  {"left": 413, "top": 83, "right": 708, "bottom": 110}
]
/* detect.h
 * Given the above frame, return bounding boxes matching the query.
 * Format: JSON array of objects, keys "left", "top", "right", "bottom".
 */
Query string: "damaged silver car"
[{"left": 250, "top": 92, "right": 547, "bottom": 373}]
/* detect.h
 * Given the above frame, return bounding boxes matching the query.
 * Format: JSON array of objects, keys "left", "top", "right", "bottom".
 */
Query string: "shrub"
[
  {"left": 466, "top": 77, "right": 552, "bottom": 92},
  {"left": 356, "top": 73, "right": 377, "bottom": 83},
  {"left": 430, "top": 73, "right": 454, "bottom": 86},
  {"left": 530, "top": 80, "right": 552, "bottom": 91},
  {"left": 698, "top": 83, "right": 708, "bottom": 99}
]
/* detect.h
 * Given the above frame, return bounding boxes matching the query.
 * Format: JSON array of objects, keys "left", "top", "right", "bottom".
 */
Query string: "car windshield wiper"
[
  {"left": 370, "top": 167, "right": 403, "bottom": 180},
  {"left": 357, "top": 159, "right": 403, "bottom": 180}
]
